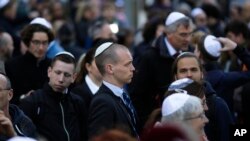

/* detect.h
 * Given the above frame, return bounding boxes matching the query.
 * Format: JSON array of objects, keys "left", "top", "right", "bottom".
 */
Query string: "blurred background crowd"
[{"left": 1, "top": 0, "right": 250, "bottom": 141}]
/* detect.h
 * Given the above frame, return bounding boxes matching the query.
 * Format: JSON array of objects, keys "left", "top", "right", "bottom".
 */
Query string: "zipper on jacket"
[
  {"left": 14, "top": 124, "right": 25, "bottom": 136},
  {"left": 60, "top": 102, "right": 70, "bottom": 141}
]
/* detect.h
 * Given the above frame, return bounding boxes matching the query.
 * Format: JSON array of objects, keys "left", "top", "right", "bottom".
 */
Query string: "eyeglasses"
[
  {"left": 0, "top": 88, "right": 10, "bottom": 93},
  {"left": 185, "top": 112, "right": 206, "bottom": 121},
  {"left": 202, "top": 99, "right": 207, "bottom": 107},
  {"left": 31, "top": 40, "right": 49, "bottom": 47}
]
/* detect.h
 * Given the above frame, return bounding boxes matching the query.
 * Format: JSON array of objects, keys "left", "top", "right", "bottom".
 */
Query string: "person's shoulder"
[
  {"left": 91, "top": 91, "right": 118, "bottom": 107},
  {"left": 5, "top": 55, "right": 24, "bottom": 66},
  {"left": 69, "top": 92, "right": 85, "bottom": 102}
]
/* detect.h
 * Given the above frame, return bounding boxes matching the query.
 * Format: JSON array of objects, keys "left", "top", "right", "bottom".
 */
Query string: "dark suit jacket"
[
  {"left": 72, "top": 79, "right": 93, "bottom": 109},
  {"left": 88, "top": 84, "right": 137, "bottom": 138},
  {"left": 129, "top": 35, "right": 193, "bottom": 127}
]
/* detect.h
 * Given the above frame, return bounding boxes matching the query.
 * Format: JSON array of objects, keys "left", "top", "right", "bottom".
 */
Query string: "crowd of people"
[{"left": 1, "top": 0, "right": 250, "bottom": 141}]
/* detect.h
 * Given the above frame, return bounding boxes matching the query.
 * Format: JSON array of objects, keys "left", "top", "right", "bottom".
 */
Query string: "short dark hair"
[
  {"left": 171, "top": 52, "right": 203, "bottom": 81},
  {"left": 95, "top": 43, "right": 127, "bottom": 75},
  {"left": 50, "top": 53, "right": 76, "bottom": 70},
  {"left": 224, "top": 20, "right": 250, "bottom": 40},
  {"left": 20, "top": 24, "right": 54, "bottom": 47}
]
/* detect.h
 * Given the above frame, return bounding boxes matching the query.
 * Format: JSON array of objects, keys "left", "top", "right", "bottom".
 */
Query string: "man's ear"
[
  {"left": 106, "top": 64, "right": 113, "bottom": 74},
  {"left": 72, "top": 72, "right": 77, "bottom": 83},
  {"left": 174, "top": 75, "right": 177, "bottom": 80},
  {"left": 8, "top": 89, "right": 13, "bottom": 101},
  {"left": 47, "top": 67, "right": 52, "bottom": 77}
]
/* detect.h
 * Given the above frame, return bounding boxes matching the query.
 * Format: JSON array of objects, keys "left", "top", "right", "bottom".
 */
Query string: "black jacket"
[
  {"left": 204, "top": 81, "right": 233, "bottom": 141},
  {"left": 5, "top": 52, "right": 50, "bottom": 105},
  {"left": 19, "top": 84, "right": 87, "bottom": 141},
  {"left": 0, "top": 104, "right": 36, "bottom": 141},
  {"left": 88, "top": 84, "right": 138, "bottom": 138},
  {"left": 129, "top": 35, "right": 193, "bottom": 128},
  {"left": 72, "top": 79, "right": 93, "bottom": 110}
]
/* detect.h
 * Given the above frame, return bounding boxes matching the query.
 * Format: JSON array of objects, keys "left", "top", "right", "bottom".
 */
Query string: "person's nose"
[
  {"left": 203, "top": 114, "right": 209, "bottom": 124},
  {"left": 187, "top": 70, "right": 192, "bottom": 78},
  {"left": 58, "top": 74, "right": 64, "bottom": 83},
  {"left": 131, "top": 64, "right": 135, "bottom": 72}
]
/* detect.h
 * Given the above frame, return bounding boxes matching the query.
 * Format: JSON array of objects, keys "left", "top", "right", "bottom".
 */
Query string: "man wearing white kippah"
[
  {"left": 194, "top": 35, "right": 250, "bottom": 119},
  {"left": 129, "top": 11, "right": 195, "bottom": 129},
  {"left": 171, "top": 49, "right": 234, "bottom": 141},
  {"left": 88, "top": 42, "right": 139, "bottom": 139},
  {"left": 19, "top": 52, "right": 87, "bottom": 141},
  {"left": 161, "top": 93, "right": 208, "bottom": 141},
  {"left": 5, "top": 21, "right": 54, "bottom": 105}
]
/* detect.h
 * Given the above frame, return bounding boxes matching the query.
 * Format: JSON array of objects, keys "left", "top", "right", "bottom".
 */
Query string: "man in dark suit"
[
  {"left": 129, "top": 11, "right": 195, "bottom": 128},
  {"left": 88, "top": 42, "right": 138, "bottom": 139}
]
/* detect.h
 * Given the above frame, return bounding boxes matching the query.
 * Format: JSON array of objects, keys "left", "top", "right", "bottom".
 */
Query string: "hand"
[
  {"left": 0, "top": 111, "right": 17, "bottom": 137},
  {"left": 216, "top": 37, "right": 237, "bottom": 52},
  {"left": 20, "top": 90, "right": 35, "bottom": 100}
]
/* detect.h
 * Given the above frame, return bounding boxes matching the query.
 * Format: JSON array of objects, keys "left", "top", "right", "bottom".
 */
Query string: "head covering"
[
  {"left": 7, "top": 137, "right": 37, "bottom": 141},
  {"left": 162, "top": 93, "right": 190, "bottom": 116},
  {"left": 199, "top": 35, "right": 222, "bottom": 61},
  {"left": 167, "top": 78, "right": 205, "bottom": 98},
  {"left": 0, "top": 0, "right": 9, "bottom": 9},
  {"left": 191, "top": 8, "right": 205, "bottom": 18},
  {"left": 165, "top": 12, "right": 186, "bottom": 26},
  {"left": 55, "top": 51, "right": 75, "bottom": 59},
  {"left": 30, "top": 17, "right": 52, "bottom": 29},
  {"left": 94, "top": 42, "right": 113, "bottom": 57},
  {"left": 168, "top": 78, "right": 194, "bottom": 91}
]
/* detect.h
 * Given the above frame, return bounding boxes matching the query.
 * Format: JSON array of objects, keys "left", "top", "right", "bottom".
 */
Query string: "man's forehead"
[
  {"left": 0, "top": 75, "right": 7, "bottom": 88},
  {"left": 176, "top": 25, "right": 193, "bottom": 32},
  {"left": 178, "top": 57, "right": 199, "bottom": 67}
]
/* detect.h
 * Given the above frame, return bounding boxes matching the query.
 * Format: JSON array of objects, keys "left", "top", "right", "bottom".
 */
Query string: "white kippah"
[
  {"left": 162, "top": 93, "right": 190, "bottom": 116},
  {"left": 168, "top": 78, "right": 194, "bottom": 91},
  {"left": 165, "top": 12, "right": 186, "bottom": 26},
  {"left": 94, "top": 42, "right": 113, "bottom": 57},
  {"left": 191, "top": 8, "right": 205, "bottom": 18},
  {"left": 0, "top": 0, "right": 9, "bottom": 9},
  {"left": 7, "top": 137, "right": 37, "bottom": 141},
  {"left": 204, "top": 35, "right": 222, "bottom": 58},
  {"left": 30, "top": 17, "right": 52, "bottom": 29},
  {"left": 55, "top": 51, "right": 75, "bottom": 59}
]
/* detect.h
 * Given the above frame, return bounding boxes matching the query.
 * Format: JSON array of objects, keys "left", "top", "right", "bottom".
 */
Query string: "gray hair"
[
  {"left": 0, "top": 33, "right": 8, "bottom": 49},
  {"left": 165, "top": 17, "right": 195, "bottom": 34},
  {"left": 88, "top": 20, "right": 109, "bottom": 39},
  {"left": 95, "top": 43, "right": 128, "bottom": 75},
  {"left": 161, "top": 95, "right": 202, "bottom": 123},
  {"left": 0, "top": 73, "right": 12, "bottom": 89}
]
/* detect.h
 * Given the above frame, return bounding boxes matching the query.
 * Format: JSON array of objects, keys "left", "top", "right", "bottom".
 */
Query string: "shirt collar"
[
  {"left": 164, "top": 37, "right": 178, "bottom": 56},
  {"left": 85, "top": 75, "right": 100, "bottom": 95},
  {"left": 103, "top": 81, "right": 123, "bottom": 98}
]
